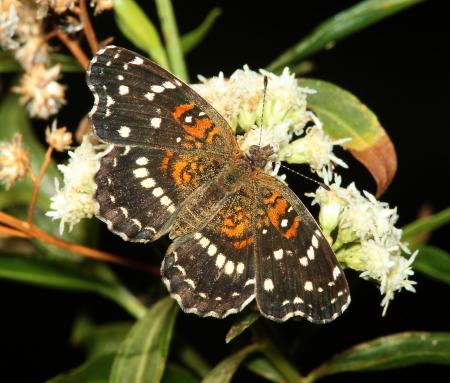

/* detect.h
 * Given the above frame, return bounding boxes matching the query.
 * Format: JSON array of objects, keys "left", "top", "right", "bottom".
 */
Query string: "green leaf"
[
  {"left": 307, "top": 332, "right": 450, "bottom": 382},
  {"left": 413, "top": 246, "right": 450, "bottom": 285},
  {"left": 47, "top": 353, "right": 114, "bottom": 383},
  {"left": 155, "top": 0, "right": 188, "bottom": 81},
  {"left": 402, "top": 207, "right": 450, "bottom": 246},
  {"left": 110, "top": 297, "right": 178, "bottom": 383},
  {"left": 225, "top": 310, "right": 259, "bottom": 344},
  {"left": 0, "top": 52, "right": 83, "bottom": 73},
  {"left": 267, "top": 0, "right": 425, "bottom": 71},
  {"left": 246, "top": 357, "right": 285, "bottom": 383},
  {"left": 181, "top": 8, "right": 222, "bottom": 54},
  {"left": 162, "top": 364, "right": 200, "bottom": 383},
  {"left": 202, "top": 344, "right": 261, "bottom": 383},
  {"left": 113, "top": 0, "right": 169, "bottom": 68},
  {"left": 0, "top": 253, "right": 146, "bottom": 319},
  {"left": 71, "top": 316, "right": 132, "bottom": 359},
  {"left": 297, "top": 78, "right": 396, "bottom": 197}
]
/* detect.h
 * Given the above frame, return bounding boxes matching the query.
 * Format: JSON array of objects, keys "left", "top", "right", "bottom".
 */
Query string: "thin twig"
[
  {"left": 28, "top": 146, "right": 53, "bottom": 225},
  {"left": 79, "top": 0, "right": 99, "bottom": 54},
  {"left": 0, "top": 225, "right": 31, "bottom": 238},
  {"left": 55, "top": 28, "right": 90, "bottom": 70},
  {"left": 0, "top": 211, "right": 159, "bottom": 275}
]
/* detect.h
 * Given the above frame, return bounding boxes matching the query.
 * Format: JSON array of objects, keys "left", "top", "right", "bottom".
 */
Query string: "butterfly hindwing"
[
  {"left": 162, "top": 187, "right": 256, "bottom": 317},
  {"left": 253, "top": 173, "right": 350, "bottom": 323},
  {"left": 87, "top": 45, "right": 239, "bottom": 156}
]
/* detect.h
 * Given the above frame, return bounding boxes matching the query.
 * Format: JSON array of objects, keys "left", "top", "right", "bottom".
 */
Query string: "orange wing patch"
[
  {"left": 220, "top": 204, "right": 254, "bottom": 250},
  {"left": 263, "top": 191, "right": 300, "bottom": 239}
]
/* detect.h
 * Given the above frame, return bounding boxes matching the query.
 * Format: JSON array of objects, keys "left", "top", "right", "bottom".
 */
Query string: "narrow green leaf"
[
  {"left": 298, "top": 78, "right": 396, "bottom": 197},
  {"left": 47, "top": 353, "right": 114, "bottom": 383},
  {"left": 113, "top": 0, "right": 169, "bottom": 68},
  {"left": 267, "top": 0, "right": 425, "bottom": 71},
  {"left": 162, "top": 364, "right": 200, "bottom": 383},
  {"left": 246, "top": 357, "right": 286, "bottom": 383},
  {"left": 110, "top": 297, "right": 178, "bottom": 383},
  {"left": 0, "top": 52, "right": 83, "bottom": 73},
  {"left": 308, "top": 332, "right": 450, "bottom": 382},
  {"left": 71, "top": 317, "right": 132, "bottom": 359},
  {"left": 202, "top": 344, "right": 262, "bottom": 383},
  {"left": 0, "top": 253, "right": 146, "bottom": 319},
  {"left": 225, "top": 310, "right": 259, "bottom": 344},
  {"left": 402, "top": 207, "right": 450, "bottom": 245},
  {"left": 177, "top": 344, "right": 212, "bottom": 378},
  {"left": 155, "top": 0, "right": 189, "bottom": 81},
  {"left": 413, "top": 246, "right": 450, "bottom": 285},
  {"left": 180, "top": 8, "right": 222, "bottom": 54}
]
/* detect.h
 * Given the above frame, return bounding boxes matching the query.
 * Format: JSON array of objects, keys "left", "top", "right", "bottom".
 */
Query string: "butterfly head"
[{"left": 247, "top": 144, "right": 274, "bottom": 169}]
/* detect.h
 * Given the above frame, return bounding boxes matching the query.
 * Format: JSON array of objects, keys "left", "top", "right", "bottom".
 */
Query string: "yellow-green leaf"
[
  {"left": 267, "top": 0, "right": 425, "bottom": 72},
  {"left": 225, "top": 309, "right": 259, "bottom": 344},
  {"left": 110, "top": 297, "right": 178, "bottom": 383},
  {"left": 113, "top": 0, "right": 169, "bottom": 68},
  {"left": 202, "top": 344, "right": 261, "bottom": 383},
  {"left": 413, "top": 246, "right": 450, "bottom": 285},
  {"left": 307, "top": 332, "right": 450, "bottom": 382},
  {"left": 181, "top": 8, "right": 222, "bottom": 54},
  {"left": 246, "top": 357, "right": 285, "bottom": 383},
  {"left": 298, "top": 78, "right": 397, "bottom": 196}
]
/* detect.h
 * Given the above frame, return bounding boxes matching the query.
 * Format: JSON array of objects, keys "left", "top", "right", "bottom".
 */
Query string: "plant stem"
[
  {"left": 0, "top": 211, "right": 159, "bottom": 275},
  {"left": 155, "top": 0, "right": 189, "bottom": 81},
  {"left": 55, "top": 29, "right": 90, "bottom": 70},
  {"left": 28, "top": 146, "right": 53, "bottom": 225},
  {"left": 0, "top": 225, "right": 30, "bottom": 238},
  {"left": 79, "top": 0, "right": 99, "bottom": 54},
  {"left": 252, "top": 322, "right": 306, "bottom": 383}
]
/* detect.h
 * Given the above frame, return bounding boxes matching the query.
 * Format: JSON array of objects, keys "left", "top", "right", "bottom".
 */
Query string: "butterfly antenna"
[
  {"left": 258, "top": 76, "right": 269, "bottom": 147},
  {"left": 280, "top": 164, "right": 330, "bottom": 190}
]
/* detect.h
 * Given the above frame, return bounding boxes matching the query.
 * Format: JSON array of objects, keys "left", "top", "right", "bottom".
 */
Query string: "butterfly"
[{"left": 87, "top": 46, "right": 350, "bottom": 323}]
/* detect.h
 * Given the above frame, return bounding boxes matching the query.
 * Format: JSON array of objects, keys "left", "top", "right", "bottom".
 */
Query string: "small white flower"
[
  {"left": 46, "top": 137, "right": 105, "bottom": 234},
  {"left": 13, "top": 63, "right": 66, "bottom": 119},
  {"left": 45, "top": 119, "right": 73, "bottom": 152},
  {"left": 0, "top": 0, "right": 19, "bottom": 50},
  {"left": 0, "top": 133, "right": 30, "bottom": 189}
]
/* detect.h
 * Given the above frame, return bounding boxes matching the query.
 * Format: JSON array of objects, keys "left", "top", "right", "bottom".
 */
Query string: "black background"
[{"left": 1, "top": 0, "right": 449, "bottom": 381}]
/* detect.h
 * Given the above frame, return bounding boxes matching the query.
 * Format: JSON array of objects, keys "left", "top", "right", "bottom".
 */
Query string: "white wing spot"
[
  {"left": 199, "top": 293, "right": 207, "bottom": 298},
  {"left": 293, "top": 296, "right": 304, "bottom": 304},
  {"left": 123, "top": 146, "right": 131, "bottom": 155},
  {"left": 174, "top": 265, "right": 186, "bottom": 276},
  {"left": 185, "top": 279, "right": 196, "bottom": 289},
  {"left": 131, "top": 219, "right": 142, "bottom": 230},
  {"left": 236, "top": 262, "right": 245, "bottom": 274},
  {"left": 215, "top": 253, "right": 226, "bottom": 268},
  {"left": 199, "top": 237, "right": 210, "bottom": 248},
  {"left": 130, "top": 56, "right": 144, "bottom": 65},
  {"left": 133, "top": 167, "right": 148, "bottom": 178},
  {"left": 225, "top": 260, "right": 235, "bottom": 275},
  {"left": 304, "top": 281, "right": 313, "bottom": 291},
  {"left": 160, "top": 195, "right": 172, "bottom": 206},
  {"left": 119, "top": 207, "right": 128, "bottom": 218},
  {"left": 264, "top": 278, "right": 274, "bottom": 292},
  {"left": 110, "top": 195, "right": 116, "bottom": 203},
  {"left": 168, "top": 205, "right": 176, "bottom": 213},
  {"left": 328, "top": 281, "right": 335, "bottom": 287},
  {"left": 152, "top": 187, "right": 164, "bottom": 197},
  {"left": 151, "top": 117, "right": 161, "bottom": 128},
  {"left": 307, "top": 246, "right": 315, "bottom": 260},
  {"left": 273, "top": 248, "right": 284, "bottom": 260},
  {"left": 145, "top": 92, "right": 155, "bottom": 101},
  {"left": 299, "top": 256, "right": 308, "bottom": 266},
  {"left": 315, "top": 229, "right": 322, "bottom": 236},
  {"left": 136, "top": 157, "right": 148, "bottom": 166},
  {"left": 215, "top": 297, "right": 222, "bottom": 301},
  {"left": 312, "top": 235, "right": 319, "bottom": 249},
  {"left": 176, "top": 137, "right": 181, "bottom": 142},
  {"left": 106, "top": 96, "right": 115, "bottom": 107},
  {"left": 117, "top": 74, "right": 124, "bottom": 80},
  {"left": 141, "top": 178, "right": 155, "bottom": 188},
  {"left": 194, "top": 232, "right": 202, "bottom": 240},
  {"left": 185, "top": 115, "right": 192, "bottom": 123},
  {"left": 232, "top": 292, "right": 240, "bottom": 297},
  {"left": 119, "top": 85, "right": 129, "bottom": 95},
  {"left": 262, "top": 229, "right": 268, "bottom": 234},
  {"left": 198, "top": 111, "right": 205, "bottom": 116},
  {"left": 318, "top": 287, "right": 324, "bottom": 292},
  {"left": 333, "top": 266, "right": 341, "bottom": 280},
  {"left": 163, "top": 81, "right": 176, "bottom": 89},
  {"left": 281, "top": 219, "right": 288, "bottom": 227},
  {"left": 207, "top": 244, "right": 217, "bottom": 256},
  {"left": 338, "top": 291, "right": 344, "bottom": 297},
  {"left": 123, "top": 63, "right": 128, "bottom": 70},
  {"left": 118, "top": 126, "right": 130, "bottom": 137},
  {"left": 245, "top": 279, "right": 255, "bottom": 286},
  {"left": 331, "top": 298, "right": 336, "bottom": 304},
  {"left": 151, "top": 85, "right": 165, "bottom": 93}
]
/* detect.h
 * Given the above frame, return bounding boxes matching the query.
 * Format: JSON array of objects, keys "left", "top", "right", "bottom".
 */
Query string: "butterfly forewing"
[
  {"left": 253, "top": 173, "right": 350, "bottom": 323},
  {"left": 87, "top": 45, "right": 239, "bottom": 156}
]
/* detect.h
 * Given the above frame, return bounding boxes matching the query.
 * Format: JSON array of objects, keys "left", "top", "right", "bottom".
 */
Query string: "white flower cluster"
[
  {"left": 307, "top": 171, "right": 416, "bottom": 314},
  {"left": 46, "top": 137, "right": 105, "bottom": 234},
  {"left": 193, "top": 66, "right": 347, "bottom": 173}
]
